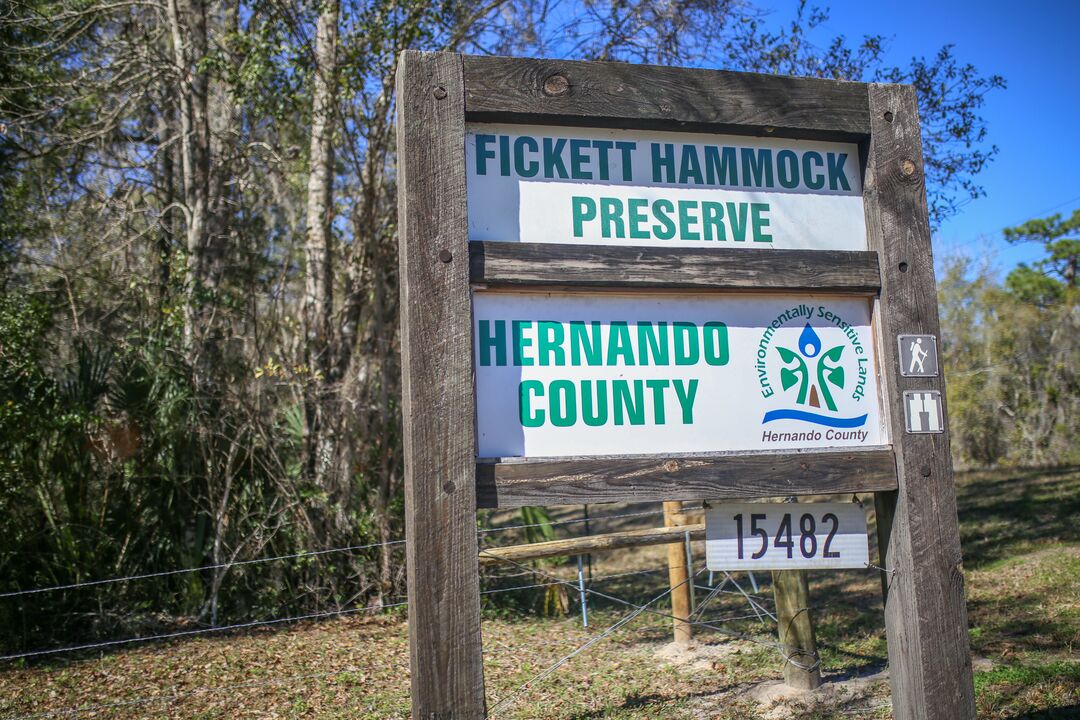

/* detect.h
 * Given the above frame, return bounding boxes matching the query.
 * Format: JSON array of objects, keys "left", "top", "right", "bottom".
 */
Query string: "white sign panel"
[
  {"left": 466, "top": 123, "right": 866, "bottom": 250},
  {"left": 705, "top": 502, "right": 870, "bottom": 570},
  {"left": 473, "top": 292, "right": 884, "bottom": 458}
]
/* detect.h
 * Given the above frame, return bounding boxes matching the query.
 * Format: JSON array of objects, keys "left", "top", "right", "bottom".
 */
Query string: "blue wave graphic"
[{"left": 762, "top": 409, "right": 868, "bottom": 428}]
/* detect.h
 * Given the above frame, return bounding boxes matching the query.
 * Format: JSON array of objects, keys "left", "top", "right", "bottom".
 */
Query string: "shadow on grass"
[
  {"left": 566, "top": 684, "right": 748, "bottom": 719},
  {"left": 955, "top": 466, "right": 1080, "bottom": 569},
  {"left": 1011, "top": 708, "right": 1080, "bottom": 720}
]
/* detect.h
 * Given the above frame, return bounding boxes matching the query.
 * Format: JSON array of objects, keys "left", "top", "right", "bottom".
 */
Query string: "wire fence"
[{"left": 0, "top": 502, "right": 881, "bottom": 720}]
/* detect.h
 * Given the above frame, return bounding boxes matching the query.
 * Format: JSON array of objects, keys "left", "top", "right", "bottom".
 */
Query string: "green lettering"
[
  {"left": 751, "top": 203, "right": 772, "bottom": 243},
  {"left": 592, "top": 139, "right": 613, "bottom": 180},
  {"left": 615, "top": 141, "right": 636, "bottom": 181},
  {"left": 543, "top": 137, "right": 568, "bottom": 179},
  {"left": 652, "top": 199, "right": 677, "bottom": 240},
  {"left": 613, "top": 379, "right": 645, "bottom": 425},
  {"left": 678, "top": 200, "right": 701, "bottom": 241},
  {"left": 828, "top": 152, "right": 851, "bottom": 191},
  {"left": 703, "top": 322, "right": 729, "bottom": 365},
  {"left": 740, "top": 148, "right": 774, "bottom": 188},
  {"left": 627, "top": 198, "right": 649, "bottom": 240},
  {"left": 512, "top": 320, "right": 534, "bottom": 366},
  {"left": 581, "top": 380, "right": 608, "bottom": 426},
  {"left": 537, "top": 321, "right": 566, "bottom": 366},
  {"left": 475, "top": 134, "right": 496, "bottom": 176},
  {"left": 569, "top": 139, "right": 592, "bottom": 180},
  {"left": 673, "top": 379, "right": 699, "bottom": 424},
  {"left": 776, "top": 150, "right": 798, "bottom": 189},
  {"left": 519, "top": 380, "right": 544, "bottom": 427},
  {"left": 727, "top": 202, "right": 749, "bottom": 241},
  {"left": 499, "top": 135, "right": 511, "bottom": 176},
  {"left": 572, "top": 196, "right": 596, "bottom": 238},
  {"left": 570, "top": 321, "right": 602, "bottom": 366},
  {"left": 678, "top": 145, "right": 703, "bottom": 184},
  {"left": 600, "top": 197, "right": 625, "bottom": 239},
  {"left": 514, "top": 136, "right": 539, "bottom": 177},
  {"left": 636, "top": 321, "right": 669, "bottom": 365},
  {"left": 802, "top": 151, "right": 824, "bottom": 190},
  {"left": 703, "top": 201, "right": 725, "bottom": 241},
  {"left": 673, "top": 322, "right": 699, "bottom": 365},
  {"left": 704, "top": 145, "right": 738, "bottom": 185},
  {"left": 652, "top": 143, "right": 675, "bottom": 183},
  {"left": 478, "top": 319, "right": 506, "bottom": 366},
  {"left": 549, "top": 380, "right": 576, "bottom": 427},
  {"left": 606, "top": 321, "right": 635, "bottom": 365},
  {"left": 645, "top": 379, "right": 669, "bottom": 424}
]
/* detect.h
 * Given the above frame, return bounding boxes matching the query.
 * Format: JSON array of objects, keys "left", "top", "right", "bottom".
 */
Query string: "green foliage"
[
  {"left": 939, "top": 243, "right": 1080, "bottom": 467},
  {"left": 0, "top": 0, "right": 1011, "bottom": 652},
  {"left": 1004, "top": 208, "right": 1080, "bottom": 303}
]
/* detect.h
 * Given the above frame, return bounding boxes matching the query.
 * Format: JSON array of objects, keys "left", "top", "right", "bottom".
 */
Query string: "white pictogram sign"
[
  {"left": 897, "top": 334, "right": 939, "bottom": 377},
  {"left": 903, "top": 390, "right": 944, "bottom": 433}
]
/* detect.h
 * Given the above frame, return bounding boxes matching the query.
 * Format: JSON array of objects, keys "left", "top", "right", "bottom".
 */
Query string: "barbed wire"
[
  {"left": 0, "top": 601, "right": 407, "bottom": 662},
  {"left": 1, "top": 506, "right": 679, "bottom": 600},
  {"left": 0, "top": 540, "right": 405, "bottom": 600},
  {"left": 485, "top": 569, "right": 705, "bottom": 717}
]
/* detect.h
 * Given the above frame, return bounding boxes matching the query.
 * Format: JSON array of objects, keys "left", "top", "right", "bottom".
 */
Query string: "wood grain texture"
[
  {"left": 470, "top": 243, "right": 881, "bottom": 294},
  {"left": 864, "top": 84, "right": 976, "bottom": 720},
  {"left": 664, "top": 502, "right": 693, "bottom": 645},
  {"left": 463, "top": 55, "right": 871, "bottom": 141},
  {"left": 397, "top": 50, "right": 486, "bottom": 719},
  {"left": 476, "top": 448, "right": 897, "bottom": 508},
  {"left": 479, "top": 523, "right": 705, "bottom": 565},
  {"left": 772, "top": 567, "right": 822, "bottom": 690}
]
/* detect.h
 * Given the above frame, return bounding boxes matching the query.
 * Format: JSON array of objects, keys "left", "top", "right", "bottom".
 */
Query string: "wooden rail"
[
  {"left": 470, "top": 243, "right": 882, "bottom": 294},
  {"left": 479, "top": 522, "right": 704, "bottom": 565},
  {"left": 476, "top": 447, "right": 898, "bottom": 508}
]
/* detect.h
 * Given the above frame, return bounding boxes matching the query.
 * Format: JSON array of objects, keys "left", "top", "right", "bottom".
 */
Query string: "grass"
[{"left": 0, "top": 466, "right": 1077, "bottom": 719}]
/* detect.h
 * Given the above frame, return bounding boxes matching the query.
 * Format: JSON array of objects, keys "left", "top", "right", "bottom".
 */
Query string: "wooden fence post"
[
  {"left": 397, "top": 49, "right": 486, "bottom": 719},
  {"left": 772, "top": 569, "right": 822, "bottom": 689},
  {"left": 663, "top": 501, "right": 693, "bottom": 645},
  {"left": 863, "top": 82, "right": 976, "bottom": 719}
]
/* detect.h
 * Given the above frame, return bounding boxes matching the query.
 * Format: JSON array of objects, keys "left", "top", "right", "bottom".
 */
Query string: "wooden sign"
[
  {"left": 397, "top": 51, "right": 974, "bottom": 719},
  {"left": 466, "top": 124, "right": 866, "bottom": 249},
  {"left": 474, "top": 292, "right": 884, "bottom": 457}
]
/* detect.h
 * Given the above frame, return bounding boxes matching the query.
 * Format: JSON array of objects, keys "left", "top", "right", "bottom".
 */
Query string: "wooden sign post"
[{"left": 397, "top": 50, "right": 975, "bottom": 719}]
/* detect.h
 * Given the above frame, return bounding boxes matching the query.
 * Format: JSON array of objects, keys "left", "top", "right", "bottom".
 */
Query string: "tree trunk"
[{"left": 303, "top": 0, "right": 341, "bottom": 535}]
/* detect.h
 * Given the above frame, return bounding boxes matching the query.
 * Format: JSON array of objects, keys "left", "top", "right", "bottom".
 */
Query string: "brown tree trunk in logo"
[{"left": 808, "top": 385, "right": 821, "bottom": 408}]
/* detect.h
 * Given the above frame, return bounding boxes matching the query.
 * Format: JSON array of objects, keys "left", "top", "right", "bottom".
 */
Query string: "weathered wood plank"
[
  {"left": 397, "top": 50, "right": 486, "bottom": 718},
  {"left": 479, "top": 523, "right": 705, "bottom": 566},
  {"left": 476, "top": 448, "right": 898, "bottom": 508},
  {"left": 463, "top": 55, "right": 871, "bottom": 141},
  {"left": 864, "top": 84, "right": 975, "bottom": 720},
  {"left": 470, "top": 243, "right": 881, "bottom": 294}
]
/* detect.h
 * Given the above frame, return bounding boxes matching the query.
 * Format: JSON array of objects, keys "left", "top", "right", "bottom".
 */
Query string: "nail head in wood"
[
  {"left": 439, "top": 249, "right": 453, "bottom": 263},
  {"left": 443, "top": 481, "right": 456, "bottom": 494},
  {"left": 898, "top": 262, "right": 909, "bottom": 273},
  {"left": 921, "top": 465, "right": 932, "bottom": 477},
  {"left": 542, "top": 74, "right": 570, "bottom": 97},
  {"left": 884, "top": 111, "right": 894, "bottom": 122},
  {"left": 433, "top": 85, "right": 447, "bottom": 100}
]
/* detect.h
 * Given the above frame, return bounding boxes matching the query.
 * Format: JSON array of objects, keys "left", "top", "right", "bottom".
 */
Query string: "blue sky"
[{"left": 760, "top": 0, "right": 1080, "bottom": 275}]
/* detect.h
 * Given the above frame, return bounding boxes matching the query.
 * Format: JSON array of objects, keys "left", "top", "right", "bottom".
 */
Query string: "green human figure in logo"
[{"left": 777, "top": 324, "right": 845, "bottom": 411}]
